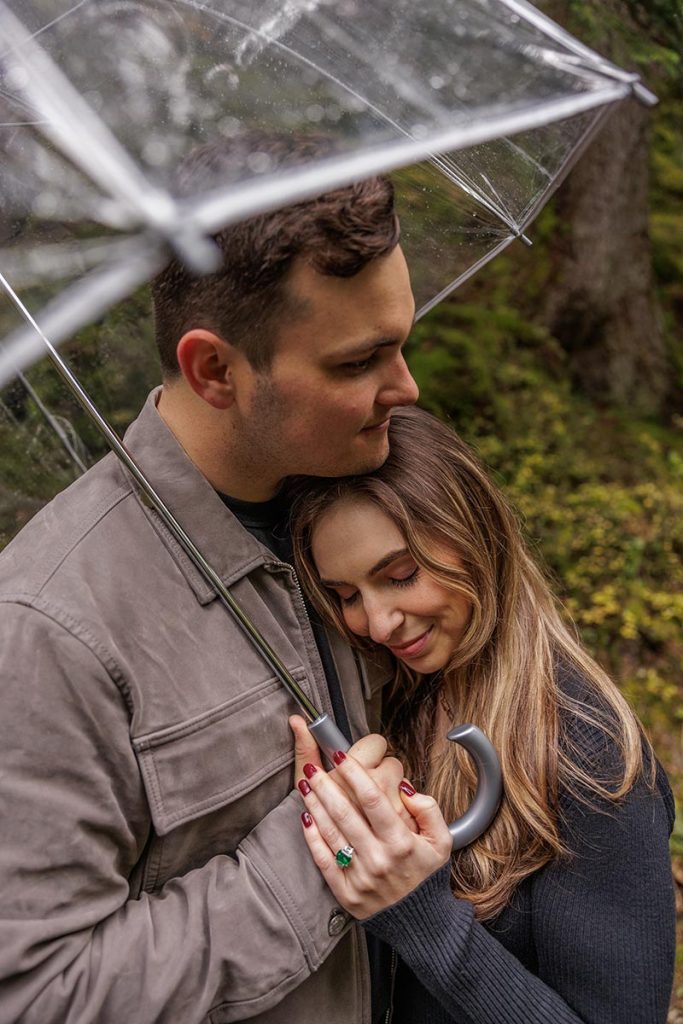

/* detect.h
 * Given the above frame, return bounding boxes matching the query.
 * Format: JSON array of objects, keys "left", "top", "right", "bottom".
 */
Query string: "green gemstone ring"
[{"left": 335, "top": 845, "right": 354, "bottom": 869}]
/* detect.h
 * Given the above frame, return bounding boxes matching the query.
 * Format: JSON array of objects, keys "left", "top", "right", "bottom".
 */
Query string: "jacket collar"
[{"left": 122, "top": 388, "right": 273, "bottom": 603}]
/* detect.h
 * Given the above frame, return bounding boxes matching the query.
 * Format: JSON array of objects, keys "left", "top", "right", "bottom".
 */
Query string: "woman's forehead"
[{"left": 311, "top": 498, "right": 406, "bottom": 581}]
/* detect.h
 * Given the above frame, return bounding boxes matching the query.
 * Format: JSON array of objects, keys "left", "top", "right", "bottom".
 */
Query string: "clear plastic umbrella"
[
  {"left": 0, "top": 0, "right": 655, "bottom": 843},
  {"left": 0, "top": 0, "right": 655, "bottom": 382}
]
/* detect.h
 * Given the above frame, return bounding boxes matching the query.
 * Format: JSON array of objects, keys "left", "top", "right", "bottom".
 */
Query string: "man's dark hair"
[{"left": 152, "top": 132, "right": 400, "bottom": 376}]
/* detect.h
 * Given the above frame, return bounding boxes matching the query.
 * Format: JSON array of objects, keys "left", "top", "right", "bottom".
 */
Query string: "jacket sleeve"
[
  {"left": 0, "top": 603, "right": 344, "bottom": 1024},
  {"left": 363, "top": 751, "right": 676, "bottom": 1023}
]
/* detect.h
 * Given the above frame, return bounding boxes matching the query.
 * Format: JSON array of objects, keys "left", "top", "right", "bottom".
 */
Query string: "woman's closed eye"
[
  {"left": 335, "top": 566, "right": 421, "bottom": 606},
  {"left": 392, "top": 566, "right": 420, "bottom": 588}
]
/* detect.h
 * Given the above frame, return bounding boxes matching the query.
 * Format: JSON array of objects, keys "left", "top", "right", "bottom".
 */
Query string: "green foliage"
[{"left": 560, "top": 0, "right": 683, "bottom": 81}]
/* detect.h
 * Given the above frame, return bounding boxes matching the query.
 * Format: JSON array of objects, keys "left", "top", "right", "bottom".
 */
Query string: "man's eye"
[{"left": 341, "top": 355, "right": 374, "bottom": 374}]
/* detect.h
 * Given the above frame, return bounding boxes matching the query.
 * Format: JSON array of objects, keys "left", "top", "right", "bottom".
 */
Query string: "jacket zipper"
[
  {"left": 384, "top": 947, "right": 398, "bottom": 1024},
  {"left": 268, "top": 560, "right": 337, "bottom": 720}
]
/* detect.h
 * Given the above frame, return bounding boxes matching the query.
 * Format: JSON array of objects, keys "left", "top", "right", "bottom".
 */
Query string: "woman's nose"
[{"left": 366, "top": 601, "right": 404, "bottom": 644}]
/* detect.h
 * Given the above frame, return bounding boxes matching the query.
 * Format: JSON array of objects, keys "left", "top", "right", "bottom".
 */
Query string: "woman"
[{"left": 287, "top": 405, "right": 675, "bottom": 1024}]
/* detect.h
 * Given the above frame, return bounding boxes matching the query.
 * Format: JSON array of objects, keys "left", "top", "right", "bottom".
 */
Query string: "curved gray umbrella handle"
[
  {"left": 308, "top": 716, "right": 502, "bottom": 850},
  {"left": 447, "top": 724, "right": 502, "bottom": 850}
]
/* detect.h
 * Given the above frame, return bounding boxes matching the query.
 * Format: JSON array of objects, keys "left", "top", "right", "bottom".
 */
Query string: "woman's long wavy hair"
[{"left": 289, "top": 406, "right": 654, "bottom": 921}]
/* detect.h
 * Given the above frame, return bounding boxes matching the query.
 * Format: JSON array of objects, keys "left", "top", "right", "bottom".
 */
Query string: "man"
[{"left": 0, "top": 133, "right": 418, "bottom": 1022}]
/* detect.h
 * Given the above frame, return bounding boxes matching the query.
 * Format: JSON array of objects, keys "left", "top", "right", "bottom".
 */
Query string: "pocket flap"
[{"left": 133, "top": 673, "right": 302, "bottom": 835}]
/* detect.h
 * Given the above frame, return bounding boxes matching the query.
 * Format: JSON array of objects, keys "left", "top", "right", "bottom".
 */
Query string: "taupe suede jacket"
[{"left": 0, "top": 390, "right": 389, "bottom": 1024}]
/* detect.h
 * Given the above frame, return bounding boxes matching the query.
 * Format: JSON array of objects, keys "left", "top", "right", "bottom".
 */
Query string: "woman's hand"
[
  {"left": 289, "top": 715, "right": 417, "bottom": 832},
  {"left": 297, "top": 749, "right": 452, "bottom": 919}
]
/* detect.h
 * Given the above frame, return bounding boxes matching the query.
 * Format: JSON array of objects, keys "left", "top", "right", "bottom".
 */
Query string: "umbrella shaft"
[{"left": 0, "top": 275, "right": 320, "bottom": 723}]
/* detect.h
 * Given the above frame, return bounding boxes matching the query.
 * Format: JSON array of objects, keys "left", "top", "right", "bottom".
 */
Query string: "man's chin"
[{"left": 346, "top": 438, "right": 390, "bottom": 476}]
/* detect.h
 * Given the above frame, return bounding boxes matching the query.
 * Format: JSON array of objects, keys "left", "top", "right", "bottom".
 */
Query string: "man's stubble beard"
[{"left": 238, "top": 371, "right": 391, "bottom": 482}]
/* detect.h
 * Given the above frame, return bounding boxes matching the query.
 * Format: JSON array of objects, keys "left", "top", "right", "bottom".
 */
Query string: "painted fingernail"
[
  {"left": 303, "top": 763, "right": 318, "bottom": 780},
  {"left": 332, "top": 750, "right": 347, "bottom": 765},
  {"left": 399, "top": 780, "right": 416, "bottom": 797},
  {"left": 301, "top": 811, "right": 313, "bottom": 828},
  {"left": 298, "top": 779, "right": 312, "bottom": 796}
]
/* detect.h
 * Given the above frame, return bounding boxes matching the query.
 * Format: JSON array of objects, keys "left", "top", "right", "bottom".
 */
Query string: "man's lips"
[
  {"left": 361, "top": 416, "right": 390, "bottom": 432},
  {"left": 388, "top": 626, "right": 433, "bottom": 658}
]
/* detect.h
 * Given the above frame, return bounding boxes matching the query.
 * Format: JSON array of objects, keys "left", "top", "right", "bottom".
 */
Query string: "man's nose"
[
  {"left": 366, "top": 601, "right": 404, "bottom": 645},
  {"left": 377, "top": 351, "right": 419, "bottom": 408}
]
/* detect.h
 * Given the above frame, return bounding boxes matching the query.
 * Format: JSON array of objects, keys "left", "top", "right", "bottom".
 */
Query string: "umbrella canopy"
[
  {"left": 0, "top": 0, "right": 655, "bottom": 387},
  {"left": 0, "top": 0, "right": 656, "bottom": 839}
]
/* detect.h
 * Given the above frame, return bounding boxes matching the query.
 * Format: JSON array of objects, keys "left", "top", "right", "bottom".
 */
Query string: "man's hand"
[{"left": 289, "top": 715, "right": 417, "bottom": 833}]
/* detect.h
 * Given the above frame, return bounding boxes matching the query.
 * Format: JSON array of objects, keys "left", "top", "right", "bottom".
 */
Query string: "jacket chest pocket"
[{"left": 132, "top": 673, "right": 302, "bottom": 886}]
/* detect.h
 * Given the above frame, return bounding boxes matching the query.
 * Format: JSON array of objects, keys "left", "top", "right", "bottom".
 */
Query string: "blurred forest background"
[{"left": 0, "top": 0, "right": 681, "bottom": 1013}]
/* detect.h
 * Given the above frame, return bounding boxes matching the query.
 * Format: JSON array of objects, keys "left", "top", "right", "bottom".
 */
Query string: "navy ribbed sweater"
[{"left": 364, "top": 679, "right": 676, "bottom": 1023}]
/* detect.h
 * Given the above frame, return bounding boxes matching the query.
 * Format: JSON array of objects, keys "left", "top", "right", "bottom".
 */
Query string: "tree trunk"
[{"left": 539, "top": 97, "right": 668, "bottom": 415}]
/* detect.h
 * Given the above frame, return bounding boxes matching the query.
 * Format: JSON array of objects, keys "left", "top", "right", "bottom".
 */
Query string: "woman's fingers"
[
  {"left": 302, "top": 753, "right": 409, "bottom": 851},
  {"left": 299, "top": 762, "right": 381, "bottom": 854},
  {"left": 299, "top": 810, "right": 348, "bottom": 904},
  {"left": 398, "top": 784, "right": 453, "bottom": 859},
  {"left": 289, "top": 715, "right": 323, "bottom": 781},
  {"left": 328, "top": 751, "right": 410, "bottom": 842},
  {"left": 297, "top": 774, "right": 354, "bottom": 860},
  {"left": 348, "top": 732, "right": 388, "bottom": 770},
  {"left": 298, "top": 764, "right": 453, "bottom": 920}
]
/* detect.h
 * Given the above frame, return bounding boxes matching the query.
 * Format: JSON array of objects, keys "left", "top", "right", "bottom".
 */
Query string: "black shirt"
[{"left": 219, "top": 489, "right": 352, "bottom": 742}]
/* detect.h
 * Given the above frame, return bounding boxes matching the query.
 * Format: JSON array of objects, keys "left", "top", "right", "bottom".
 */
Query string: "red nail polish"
[
  {"left": 399, "top": 780, "right": 416, "bottom": 797},
  {"left": 301, "top": 811, "right": 313, "bottom": 828},
  {"left": 332, "top": 750, "right": 347, "bottom": 765},
  {"left": 303, "top": 763, "right": 318, "bottom": 780},
  {"left": 298, "top": 779, "right": 311, "bottom": 796}
]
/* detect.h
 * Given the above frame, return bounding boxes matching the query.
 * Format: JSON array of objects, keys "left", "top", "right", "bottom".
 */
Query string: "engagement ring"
[{"left": 335, "top": 845, "right": 354, "bottom": 869}]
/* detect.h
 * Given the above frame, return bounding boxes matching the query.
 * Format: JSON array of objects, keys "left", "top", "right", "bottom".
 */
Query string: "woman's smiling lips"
[{"left": 388, "top": 625, "right": 433, "bottom": 659}]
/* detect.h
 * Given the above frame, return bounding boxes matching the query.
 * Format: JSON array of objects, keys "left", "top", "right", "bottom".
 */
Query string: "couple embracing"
[{"left": 0, "top": 134, "right": 674, "bottom": 1023}]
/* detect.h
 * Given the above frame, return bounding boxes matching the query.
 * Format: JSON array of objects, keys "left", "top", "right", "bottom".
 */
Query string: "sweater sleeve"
[{"left": 363, "top": 760, "right": 675, "bottom": 1024}]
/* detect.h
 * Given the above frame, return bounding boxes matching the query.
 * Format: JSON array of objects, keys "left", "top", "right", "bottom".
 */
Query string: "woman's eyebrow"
[
  {"left": 320, "top": 547, "right": 410, "bottom": 588},
  {"left": 368, "top": 547, "right": 410, "bottom": 576}
]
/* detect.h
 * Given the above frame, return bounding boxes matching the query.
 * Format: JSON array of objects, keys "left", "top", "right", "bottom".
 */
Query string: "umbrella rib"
[
  {"left": 494, "top": 0, "right": 653, "bottom": 95},
  {"left": 415, "top": 233, "right": 519, "bottom": 321},
  {"left": 186, "top": 83, "right": 630, "bottom": 241},
  {"left": 425, "top": 153, "right": 521, "bottom": 232},
  {"left": 0, "top": 241, "right": 167, "bottom": 387},
  {"left": 16, "top": 0, "right": 90, "bottom": 45},
  {"left": 0, "top": 3, "right": 217, "bottom": 272},
  {"left": 0, "top": 237, "right": 155, "bottom": 287},
  {"left": 514, "top": 101, "right": 614, "bottom": 233},
  {"left": 14, "top": 371, "right": 89, "bottom": 475}
]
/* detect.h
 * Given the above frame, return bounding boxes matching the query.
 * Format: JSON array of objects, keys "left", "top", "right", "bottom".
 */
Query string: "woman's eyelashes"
[
  {"left": 392, "top": 565, "right": 420, "bottom": 588},
  {"left": 336, "top": 566, "right": 421, "bottom": 606}
]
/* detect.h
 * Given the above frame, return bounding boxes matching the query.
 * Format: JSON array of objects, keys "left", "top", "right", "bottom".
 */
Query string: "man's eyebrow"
[
  {"left": 320, "top": 548, "right": 410, "bottom": 588},
  {"left": 335, "top": 337, "right": 403, "bottom": 360},
  {"left": 336, "top": 314, "right": 416, "bottom": 361}
]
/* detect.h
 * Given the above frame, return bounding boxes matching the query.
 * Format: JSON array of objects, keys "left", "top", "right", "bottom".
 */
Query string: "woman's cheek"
[{"left": 343, "top": 604, "right": 368, "bottom": 638}]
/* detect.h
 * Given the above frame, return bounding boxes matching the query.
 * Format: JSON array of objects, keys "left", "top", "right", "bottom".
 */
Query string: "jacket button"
[{"left": 328, "top": 909, "right": 349, "bottom": 936}]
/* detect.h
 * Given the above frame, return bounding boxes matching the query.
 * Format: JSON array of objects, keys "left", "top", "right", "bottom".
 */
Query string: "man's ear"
[{"left": 175, "top": 328, "right": 238, "bottom": 409}]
